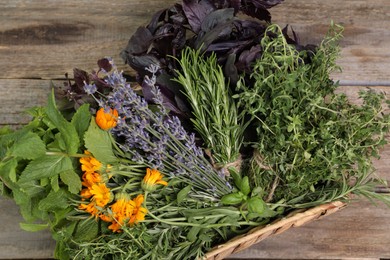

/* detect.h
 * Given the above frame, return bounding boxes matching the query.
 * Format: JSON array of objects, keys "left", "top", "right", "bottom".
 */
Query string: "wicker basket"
[{"left": 204, "top": 201, "right": 347, "bottom": 260}]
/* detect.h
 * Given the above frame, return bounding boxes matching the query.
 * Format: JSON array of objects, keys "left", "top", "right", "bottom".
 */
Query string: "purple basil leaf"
[
  {"left": 234, "top": 20, "right": 266, "bottom": 40},
  {"left": 236, "top": 45, "right": 262, "bottom": 73},
  {"left": 155, "top": 23, "right": 175, "bottom": 36},
  {"left": 207, "top": 40, "right": 252, "bottom": 52},
  {"left": 211, "top": 0, "right": 240, "bottom": 12},
  {"left": 152, "top": 24, "right": 186, "bottom": 57},
  {"left": 195, "top": 21, "right": 233, "bottom": 50},
  {"left": 147, "top": 8, "right": 168, "bottom": 34},
  {"left": 156, "top": 72, "right": 190, "bottom": 115},
  {"left": 224, "top": 53, "right": 239, "bottom": 84},
  {"left": 172, "top": 26, "right": 187, "bottom": 50},
  {"left": 200, "top": 8, "right": 235, "bottom": 32},
  {"left": 126, "top": 27, "right": 154, "bottom": 55},
  {"left": 171, "top": 13, "right": 188, "bottom": 24},
  {"left": 169, "top": 3, "right": 187, "bottom": 24},
  {"left": 282, "top": 25, "right": 300, "bottom": 45},
  {"left": 97, "top": 58, "right": 112, "bottom": 72},
  {"left": 125, "top": 55, "right": 161, "bottom": 76},
  {"left": 141, "top": 73, "right": 189, "bottom": 116},
  {"left": 182, "top": 0, "right": 215, "bottom": 33},
  {"left": 240, "top": 3, "right": 272, "bottom": 22},
  {"left": 73, "top": 68, "right": 89, "bottom": 90},
  {"left": 247, "top": 0, "right": 284, "bottom": 9}
]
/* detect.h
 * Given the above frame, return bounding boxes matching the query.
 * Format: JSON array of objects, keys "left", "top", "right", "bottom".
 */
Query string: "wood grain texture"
[
  {"left": 0, "top": 0, "right": 389, "bottom": 83},
  {"left": 0, "top": 79, "right": 51, "bottom": 125},
  {"left": 0, "top": 197, "right": 56, "bottom": 259},
  {"left": 0, "top": 0, "right": 177, "bottom": 80},
  {"left": 0, "top": 0, "right": 390, "bottom": 259}
]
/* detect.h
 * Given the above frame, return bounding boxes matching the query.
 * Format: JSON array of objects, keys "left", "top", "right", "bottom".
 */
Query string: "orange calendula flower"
[
  {"left": 80, "top": 187, "right": 93, "bottom": 199},
  {"left": 89, "top": 183, "right": 111, "bottom": 207},
  {"left": 99, "top": 213, "right": 112, "bottom": 223},
  {"left": 79, "top": 202, "right": 99, "bottom": 217},
  {"left": 81, "top": 171, "right": 102, "bottom": 188},
  {"left": 129, "top": 194, "right": 147, "bottom": 224},
  {"left": 142, "top": 168, "right": 168, "bottom": 192},
  {"left": 80, "top": 151, "right": 102, "bottom": 174},
  {"left": 96, "top": 107, "right": 118, "bottom": 130},
  {"left": 106, "top": 194, "right": 147, "bottom": 232}
]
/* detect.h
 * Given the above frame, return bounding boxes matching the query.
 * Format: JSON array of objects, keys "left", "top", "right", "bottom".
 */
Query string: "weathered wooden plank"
[
  {"left": 0, "top": 0, "right": 177, "bottom": 79},
  {"left": 0, "top": 0, "right": 389, "bottom": 83},
  {"left": 0, "top": 197, "right": 56, "bottom": 259},
  {"left": 0, "top": 79, "right": 51, "bottom": 125}
]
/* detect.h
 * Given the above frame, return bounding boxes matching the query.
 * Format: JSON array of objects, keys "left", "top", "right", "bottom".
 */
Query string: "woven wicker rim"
[{"left": 204, "top": 201, "right": 347, "bottom": 260}]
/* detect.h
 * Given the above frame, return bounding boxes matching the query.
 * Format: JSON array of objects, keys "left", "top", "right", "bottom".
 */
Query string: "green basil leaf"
[
  {"left": 220, "top": 192, "right": 243, "bottom": 205},
  {"left": 240, "top": 176, "right": 251, "bottom": 196},
  {"left": 247, "top": 197, "right": 266, "bottom": 214}
]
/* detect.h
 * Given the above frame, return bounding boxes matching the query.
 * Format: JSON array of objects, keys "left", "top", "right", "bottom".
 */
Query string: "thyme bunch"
[{"left": 236, "top": 23, "right": 390, "bottom": 207}]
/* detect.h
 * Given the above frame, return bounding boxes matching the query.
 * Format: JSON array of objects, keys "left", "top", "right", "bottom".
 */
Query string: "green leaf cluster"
[
  {"left": 221, "top": 168, "right": 277, "bottom": 220},
  {"left": 235, "top": 23, "right": 390, "bottom": 207},
  {"left": 0, "top": 90, "right": 96, "bottom": 254}
]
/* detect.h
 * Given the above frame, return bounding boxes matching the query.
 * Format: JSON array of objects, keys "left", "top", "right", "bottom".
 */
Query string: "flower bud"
[{"left": 96, "top": 107, "right": 118, "bottom": 130}]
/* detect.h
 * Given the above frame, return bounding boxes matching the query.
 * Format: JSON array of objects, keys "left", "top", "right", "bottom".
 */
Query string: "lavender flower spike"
[{"left": 94, "top": 61, "right": 232, "bottom": 199}]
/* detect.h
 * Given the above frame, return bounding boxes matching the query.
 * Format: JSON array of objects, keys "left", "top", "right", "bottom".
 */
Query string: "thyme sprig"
[{"left": 236, "top": 23, "right": 390, "bottom": 207}]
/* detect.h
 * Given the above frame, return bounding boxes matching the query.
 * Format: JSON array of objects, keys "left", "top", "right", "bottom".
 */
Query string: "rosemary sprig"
[{"left": 173, "top": 47, "right": 247, "bottom": 169}]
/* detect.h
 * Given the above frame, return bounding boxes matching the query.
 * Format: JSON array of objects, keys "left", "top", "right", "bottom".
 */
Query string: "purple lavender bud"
[{"left": 83, "top": 82, "right": 97, "bottom": 95}]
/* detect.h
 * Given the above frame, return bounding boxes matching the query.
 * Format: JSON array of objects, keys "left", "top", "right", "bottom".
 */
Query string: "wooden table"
[{"left": 1, "top": 0, "right": 390, "bottom": 259}]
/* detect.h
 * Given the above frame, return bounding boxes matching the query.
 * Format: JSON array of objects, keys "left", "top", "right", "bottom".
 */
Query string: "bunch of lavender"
[{"left": 85, "top": 61, "right": 232, "bottom": 199}]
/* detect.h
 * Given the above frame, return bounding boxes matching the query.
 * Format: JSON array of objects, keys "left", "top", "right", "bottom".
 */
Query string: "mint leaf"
[
  {"left": 19, "top": 222, "right": 48, "bottom": 232},
  {"left": 60, "top": 170, "right": 82, "bottom": 194},
  {"left": 0, "top": 158, "right": 18, "bottom": 185},
  {"left": 51, "top": 175, "right": 60, "bottom": 192},
  {"left": 46, "top": 90, "right": 79, "bottom": 154},
  {"left": 38, "top": 189, "right": 69, "bottom": 211},
  {"left": 13, "top": 189, "right": 35, "bottom": 222},
  {"left": 11, "top": 132, "right": 46, "bottom": 160},
  {"left": 47, "top": 132, "right": 66, "bottom": 151},
  {"left": 84, "top": 118, "right": 117, "bottom": 163},
  {"left": 73, "top": 218, "right": 99, "bottom": 242},
  {"left": 18, "top": 155, "right": 73, "bottom": 183},
  {"left": 71, "top": 104, "right": 91, "bottom": 140}
]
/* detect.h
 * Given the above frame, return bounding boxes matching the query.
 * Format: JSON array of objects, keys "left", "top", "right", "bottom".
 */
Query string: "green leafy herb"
[
  {"left": 174, "top": 47, "right": 247, "bottom": 169},
  {"left": 236, "top": 23, "right": 390, "bottom": 207}
]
